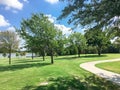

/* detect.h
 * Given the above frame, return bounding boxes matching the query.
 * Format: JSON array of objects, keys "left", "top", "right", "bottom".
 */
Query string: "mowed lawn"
[
  {"left": 0, "top": 54, "right": 120, "bottom": 90},
  {"left": 96, "top": 61, "right": 120, "bottom": 74}
]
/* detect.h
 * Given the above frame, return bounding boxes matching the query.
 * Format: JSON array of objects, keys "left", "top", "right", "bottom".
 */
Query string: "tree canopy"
[
  {"left": 59, "top": 0, "right": 120, "bottom": 30},
  {"left": 17, "top": 13, "right": 65, "bottom": 64},
  {"left": 84, "top": 29, "right": 110, "bottom": 56}
]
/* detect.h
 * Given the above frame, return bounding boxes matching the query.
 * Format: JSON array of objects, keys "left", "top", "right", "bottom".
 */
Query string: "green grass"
[
  {"left": 0, "top": 54, "right": 120, "bottom": 90},
  {"left": 96, "top": 61, "right": 120, "bottom": 74}
]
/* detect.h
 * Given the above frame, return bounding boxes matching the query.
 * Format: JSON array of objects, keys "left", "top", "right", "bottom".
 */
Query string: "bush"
[
  {"left": 20, "top": 52, "right": 26, "bottom": 56},
  {"left": 2, "top": 53, "right": 6, "bottom": 57},
  {"left": 16, "top": 52, "right": 19, "bottom": 57}
]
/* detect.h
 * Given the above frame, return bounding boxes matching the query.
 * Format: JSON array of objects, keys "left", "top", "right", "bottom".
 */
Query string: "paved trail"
[{"left": 80, "top": 58, "right": 120, "bottom": 86}]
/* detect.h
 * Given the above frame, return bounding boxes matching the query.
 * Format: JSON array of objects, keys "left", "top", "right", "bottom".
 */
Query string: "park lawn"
[
  {"left": 96, "top": 61, "right": 120, "bottom": 74},
  {"left": 0, "top": 54, "right": 120, "bottom": 90}
]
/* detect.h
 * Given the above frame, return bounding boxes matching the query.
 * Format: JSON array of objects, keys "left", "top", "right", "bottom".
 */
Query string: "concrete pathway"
[{"left": 80, "top": 58, "right": 120, "bottom": 86}]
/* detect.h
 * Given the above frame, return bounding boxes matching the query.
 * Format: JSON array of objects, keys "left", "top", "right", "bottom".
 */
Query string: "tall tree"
[
  {"left": 17, "top": 13, "right": 59, "bottom": 64},
  {"left": 0, "top": 30, "right": 19, "bottom": 64},
  {"left": 17, "top": 13, "right": 48, "bottom": 61},
  {"left": 84, "top": 29, "right": 109, "bottom": 56},
  {"left": 44, "top": 23, "right": 58, "bottom": 64}
]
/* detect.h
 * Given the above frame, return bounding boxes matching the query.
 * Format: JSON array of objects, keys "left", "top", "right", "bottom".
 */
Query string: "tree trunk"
[
  {"left": 51, "top": 55, "right": 54, "bottom": 64},
  {"left": 50, "top": 49, "right": 54, "bottom": 64},
  {"left": 42, "top": 55, "right": 45, "bottom": 61},
  {"left": 32, "top": 51, "right": 34, "bottom": 60},
  {"left": 98, "top": 50, "right": 101, "bottom": 56},
  {"left": 78, "top": 53, "right": 80, "bottom": 57},
  {"left": 97, "top": 47, "right": 101, "bottom": 56},
  {"left": 78, "top": 48, "right": 81, "bottom": 57},
  {"left": 9, "top": 46, "right": 12, "bottom": 64},
  {"left": 42, "top": 50, "right": 45, "bottom": 61}
]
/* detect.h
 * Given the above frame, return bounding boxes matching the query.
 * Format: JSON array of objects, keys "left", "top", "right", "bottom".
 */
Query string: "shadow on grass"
[
  {"left": 82, "top": 54, "right": 107, "bottom": 58},
  {"left": 22, "top": 75, "right": 120, "bottom": 90},
  {"left": 0, "top": 63, "right": 51, "bottom": 72},
  {"left": 55, "top": 56, "right": 79, "bottom": 60},
  {"left": 15, "top": 59, "right": 43, "bottom": 64},
  {"left": 55, "top": 54, "right": 107, "bottom": 60}
]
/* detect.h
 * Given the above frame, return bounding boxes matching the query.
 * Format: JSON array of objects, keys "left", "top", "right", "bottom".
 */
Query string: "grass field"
[
  {"left": 0, "top": 54, "right": 120, "bottom": 90},
  {"left": 96, "top": 61, "right": 120, "bottom": 74}
]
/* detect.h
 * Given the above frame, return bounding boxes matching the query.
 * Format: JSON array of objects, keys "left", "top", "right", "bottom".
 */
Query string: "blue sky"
[
  {"left": 0, "top": 0, "right": 76, "bottom": 49},
  {"left": 0, "top": 0, "right": 75, "bottom": 33}
]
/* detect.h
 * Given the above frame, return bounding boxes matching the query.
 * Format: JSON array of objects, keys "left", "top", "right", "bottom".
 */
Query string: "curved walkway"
[{"left": 80, "top": 58, "right": 120, "bottom": 86}]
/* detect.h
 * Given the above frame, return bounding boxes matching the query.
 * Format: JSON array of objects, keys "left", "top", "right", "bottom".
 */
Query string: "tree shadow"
[
  {"left": 15, "top": 59, "right": 43, "bottom": 64},
  {"left": 81, "top": 54, "right": 107, "bottom": 58},
  {"left": 97, "top": 73, "right": 120, "bottom": 86},
  {"left": 55, "top": 56, "right": 79, "bottom": 60},
  {"left": 0, "top": 63, "right": 51, "bottom": 72},
  {"left": 55, "top": 54, "right": 107, "bottom": 60},
  {"left": 22, "top": 75, "right": 120, "bottom": 90}
]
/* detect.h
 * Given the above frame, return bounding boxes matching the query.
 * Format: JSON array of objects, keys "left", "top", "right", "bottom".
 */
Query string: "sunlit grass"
[
  {"left": 96, "top": 61, "right": 120, "bottom": 74},
  {"left": 0, "top": 54, "right": 120, "bottom": 90}
]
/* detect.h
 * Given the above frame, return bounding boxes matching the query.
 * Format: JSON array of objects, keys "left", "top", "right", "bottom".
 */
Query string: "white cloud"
[
  {"left": 7, "top": 26, "right": 16, "bottom": 32},
  {"left": 55, "top": 24, "right": 72, "bottom": 35},
  {"left": 45, "top": 0, "right": 59, "bottom": 4},
  {"left": 23, "top": 0, "right": 29, "bottom": 3},
  {"left": 46, "top": 14, "right": 72, "bottom": 35},
  {"left": 0, "top": 0, "right": 23, "bottom": 10},
  {"left": 0, "top": 15, "right": 10, "bottom": 27},
  {"left": 46, "top": 14, "right": 56, "bottom": 23}
]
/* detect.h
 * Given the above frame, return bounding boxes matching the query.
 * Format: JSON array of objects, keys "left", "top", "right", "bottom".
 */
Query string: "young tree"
[
  {"left": 17, "top": 13, "right": 47, "bottom": 61},
  {"left": 44, "top": 23, "right": 58, "bottom": 64},
  {"left": 0, "top": 30, "right": 19, "bottom": 64}
]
